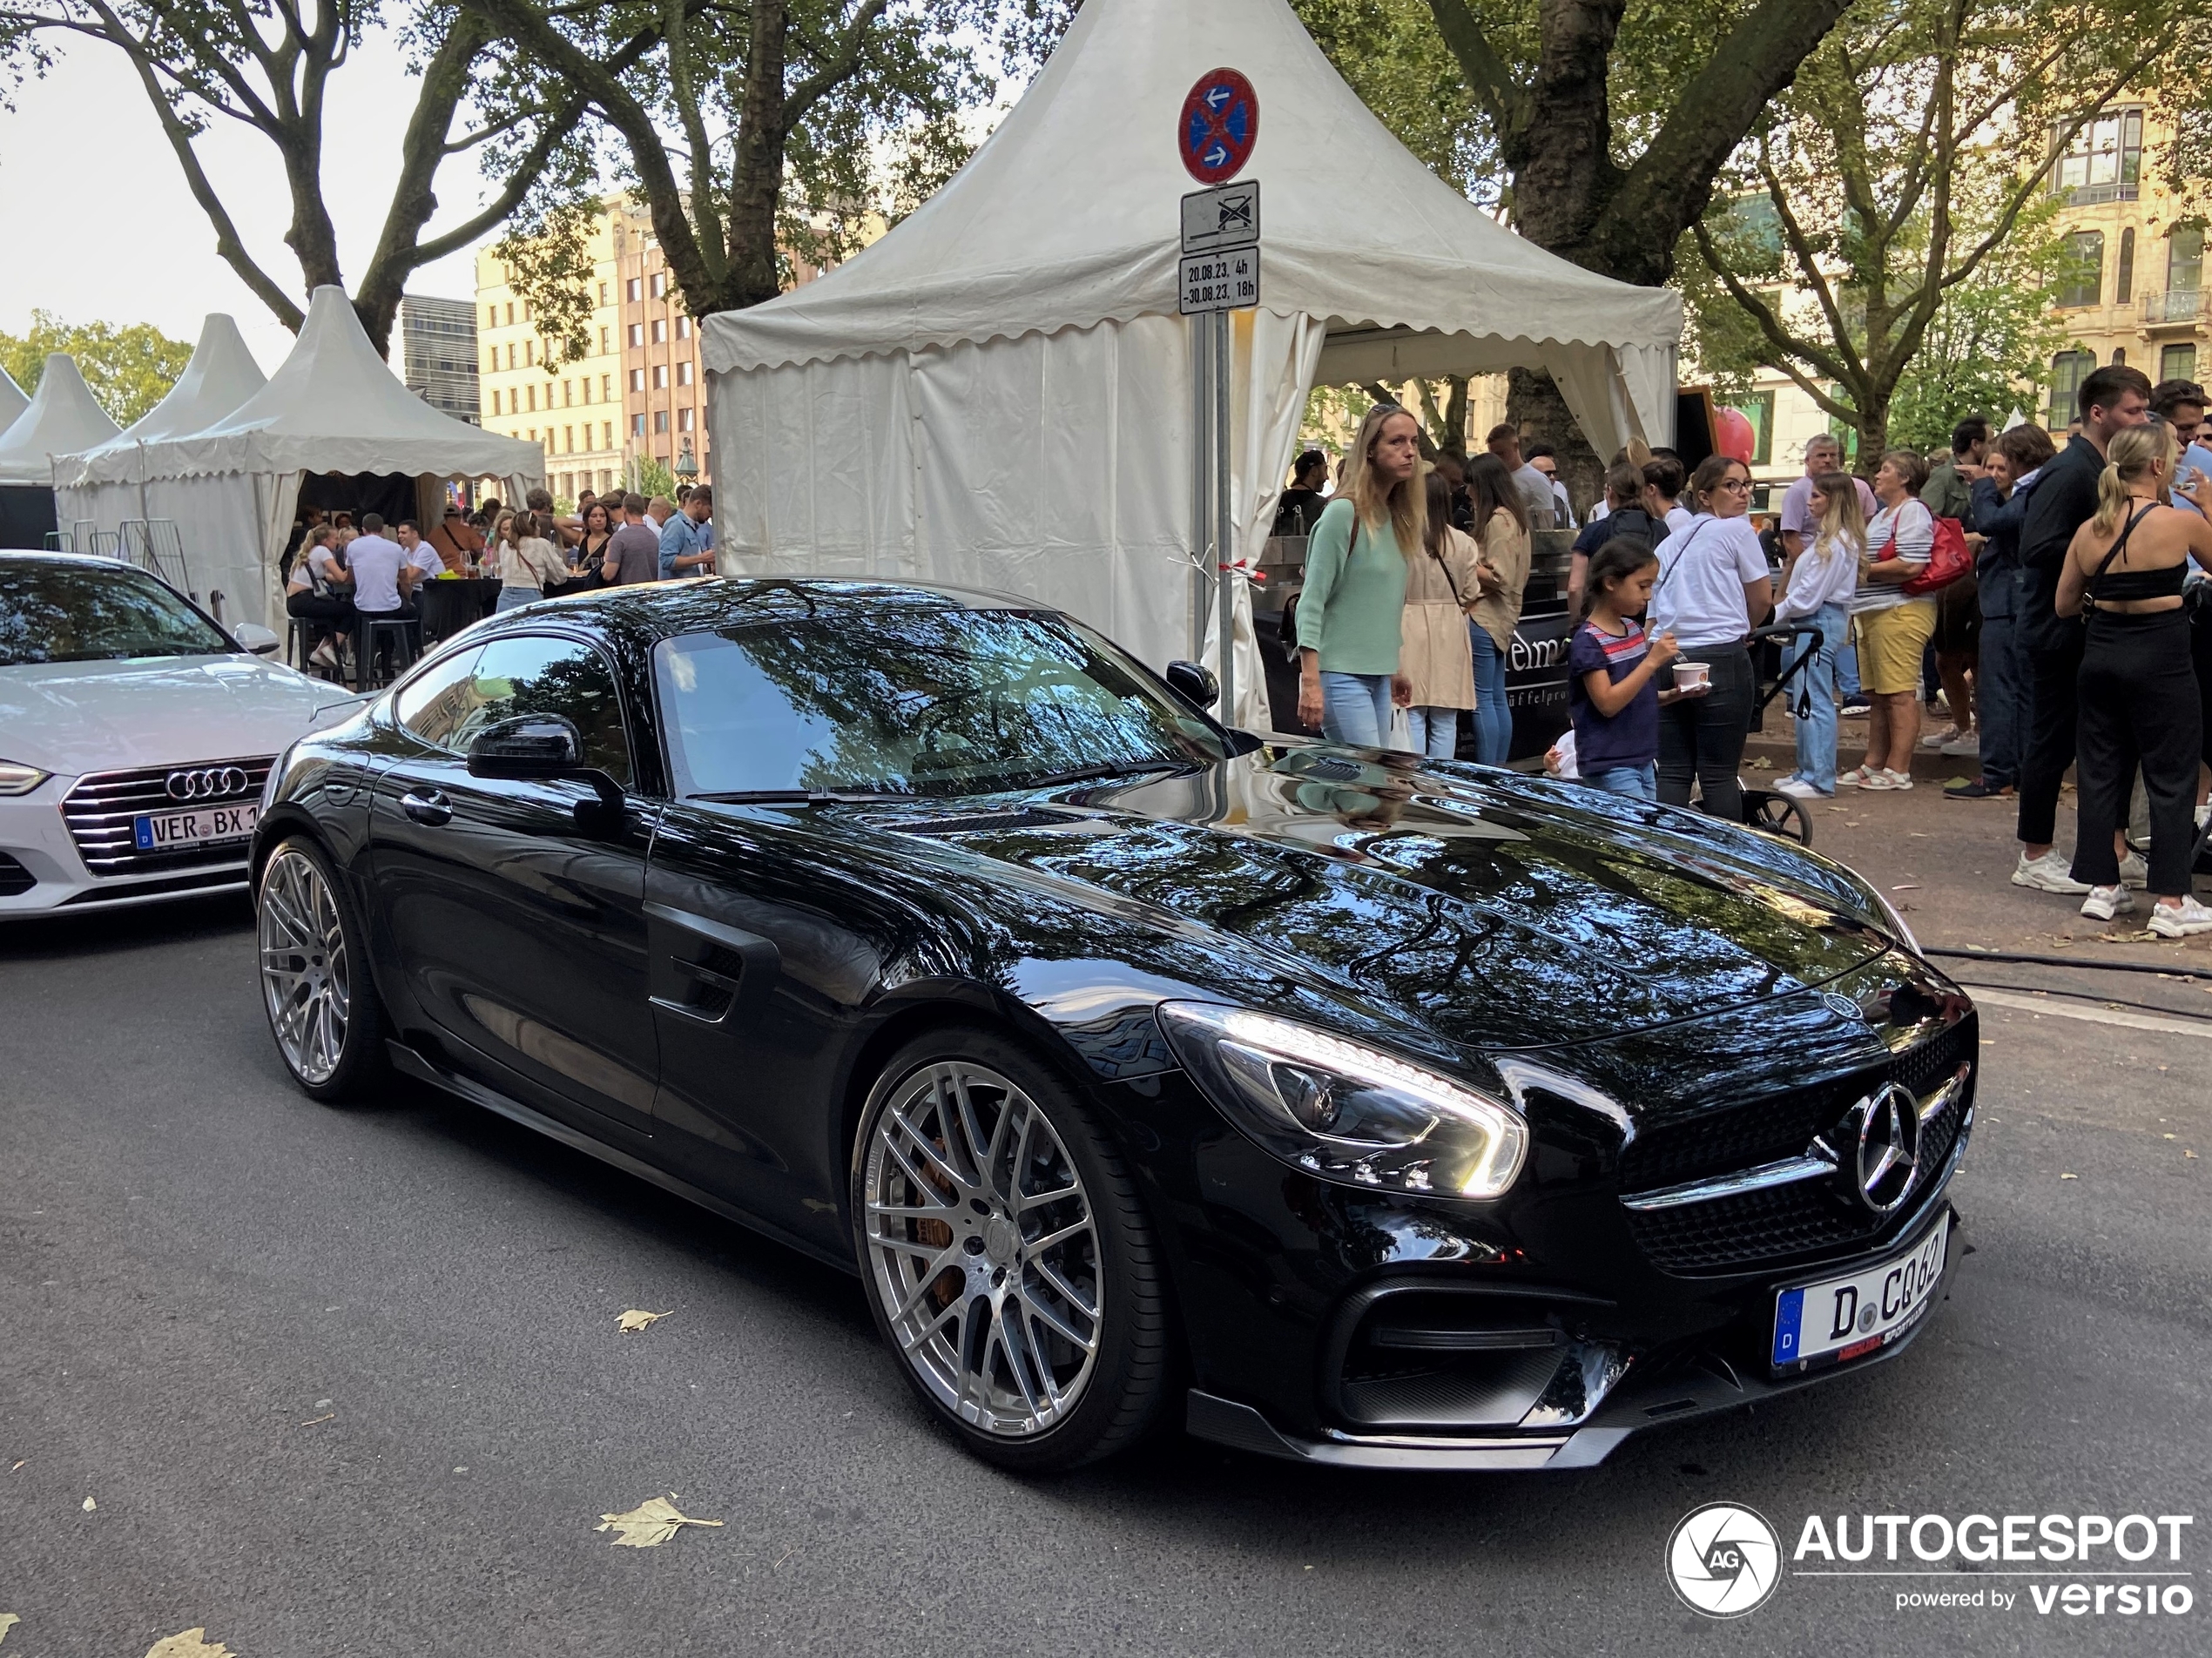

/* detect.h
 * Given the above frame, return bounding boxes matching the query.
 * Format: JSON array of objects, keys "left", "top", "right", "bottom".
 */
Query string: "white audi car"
[{"left": 0, "top": 550, "right": 365, "bottom": 918}]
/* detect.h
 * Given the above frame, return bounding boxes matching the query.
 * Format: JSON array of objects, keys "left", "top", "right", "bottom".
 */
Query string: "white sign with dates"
[{"left": 1178, "top": 246, "right": 1260, "bottom": 315}]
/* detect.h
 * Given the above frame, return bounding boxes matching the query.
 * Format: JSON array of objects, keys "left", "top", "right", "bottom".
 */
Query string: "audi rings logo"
[
  {"left": 1668, "top": 1503, "right": 1782, "bottom": 1618},
  {"left": 1849, "top": 1082, "right": 1922, "bottom": 1215},
  {"left": 165, "top": 765, "right": 252, "bottom": 802}
]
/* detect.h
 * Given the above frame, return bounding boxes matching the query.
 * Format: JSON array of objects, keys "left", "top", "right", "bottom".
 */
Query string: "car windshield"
[
  {"left": 0, "top": 562, "right": 233, "bottom": 666},
  {"left": 655, "top": 605, "right": 1228, "bottom": 799}
]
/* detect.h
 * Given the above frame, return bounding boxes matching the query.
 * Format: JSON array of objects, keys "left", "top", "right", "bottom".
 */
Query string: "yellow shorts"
[{"left": 1853, "top": 600, "right": 1938, "bottom": 696}]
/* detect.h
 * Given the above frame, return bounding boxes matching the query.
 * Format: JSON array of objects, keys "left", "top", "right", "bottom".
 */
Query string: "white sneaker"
[
  {"left": 1775, "top": 777, "right": 1828, "bottom": 799},
  {"left": 1919, "top": 725, "right": 1959, "bottom": 749},
  {"left": 2080, "top": 885, "right": 2135, "bottom": 921},
  {"left": 308, "top": 641, "right": 337, "bottom": 670},
  {"left": 2013, "top": 851, "right": 2092, "bottom": 894},
  {"left": 1939, "top": 731, "right": 1979, "bottom": 758},
  {"left": 2148, "top": 895, "right": 2212, "bottom": 939},
  {"left": 2116, "top": 852, "right": 2148, "bottom": 888}
]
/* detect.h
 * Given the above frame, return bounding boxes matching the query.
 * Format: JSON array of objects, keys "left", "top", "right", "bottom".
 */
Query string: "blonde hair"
[
  {"left": 2092, "top": 422, "right": 2175, "bottom": 536},
  {"left": 1342, "top": 405, "right": 1426, "bottom": 555},
  {"left": 493, "top": 509, "right": 519, "bottom": 548},
  {"left": 1808, "top": 470, "right": 1867, "bottom": 560}
]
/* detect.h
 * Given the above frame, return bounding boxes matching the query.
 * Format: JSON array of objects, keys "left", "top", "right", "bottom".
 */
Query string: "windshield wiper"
[
  {"left": 1023, "top": 759, "right": 1189, "bottom": 789},
  {"left": 691, "top": 789, "right": 914, "bottom": 805}
]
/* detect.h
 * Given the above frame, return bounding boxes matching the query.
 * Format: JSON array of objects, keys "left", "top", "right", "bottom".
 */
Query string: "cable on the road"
[
  {"left": 1946, "top": 977, "right": 2212, "bottom": 1024},
  {"left": 1922, "top": 946, "right": 2212, "bottom": 983}
]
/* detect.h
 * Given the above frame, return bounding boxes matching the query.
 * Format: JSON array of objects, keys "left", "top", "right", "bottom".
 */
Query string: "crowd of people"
[
  {"left": 281, "top": 482, "right": 718, "bottom": 681},
  {"left": 1281, "top": 370, "right": 2212, "bottom": 935}
]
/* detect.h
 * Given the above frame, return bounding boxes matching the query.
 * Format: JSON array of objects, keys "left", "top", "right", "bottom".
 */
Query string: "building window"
[
  {"left": 2113, "top": 347, "right": 2128, "bottom": 365},
  {"left": 677, "top": 360, "right": 693, "bottom": 386},
  {"left": 2054, "top": 231, "right": 2103, "bottom": 307},
  {"left": 562, "top": 381, "right": 573, "bottom": 407},
  {"left": 600, "top": 327, "right": 611, "bottom": 354},
  {"left": 2163, "top": 344, "right": 2199, "bottom": 381},
  {"left": 604, "top": 422, "right": 614, "bottom": 448},
  {"left": 652, "top": 365, "right": 668, "bottom": 388},
  {"left": 651, "top": 319, "right": 667, "bottom": 343},
  {"left": 678, "top": 406, "right": 695, "bottom": 433},
  {"left": 484, "top": 305, "right": 496, "bottom": 327},
  {"left": 528, "top": 428, "right": 537, "bottom": 442},
  {"left": 630, "top": 367, "right": 645, "bottom": 392},
  {"left": 564, "top": 426, "right": 575, "bottom": 453},
  {"left": 602, "top": 375, "right": 614, "bottom": 401},
  {"left": 653, "top": 410, "right": 669, "bottom": 434},
  {"left": 506, "top": 342, "right": 517, "bottom": 369},
  {"left": 526, "top": 384, "right": 537, "bottom": 412},
  {"left": 2171, "top": 225, "right": 2205, "bottom": 298},
  {"left": 489, "top": 388, "right": 501, "bottom": 416},
  {"left": 632, "top": 413, "right": 646, "bottom": 436},
  {"left": 625, "top": 278, "right": 642, "bottom": 302},
  {"left": 2117, "top": 228, "right": 2135, "bottom": 303},
  {"left": 2047, "top": 350, "right": 2093, "bottom": 426},
  {"left": 598, "top": 282, "right": 609, "bottom": 304},
  {"left": 676, "top": 315, "right": 691, "bottom": 340},
  {"left": 2051, "top": 107, "right": 2142, "bottom": 204},
  {"left": 651, "top": 273, "right": 666, "bottom": 299},
  {"left": 627, "top": 322, "right": 644, "bottom": 347}
]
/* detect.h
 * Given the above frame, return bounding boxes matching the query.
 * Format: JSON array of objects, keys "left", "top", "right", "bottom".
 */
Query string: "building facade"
[
  {"left": 395, "top": 295, "right": 481, "bottom": 425},
  {"left": 2041, "top": 107, "right": 2204, "bottom": 417}
]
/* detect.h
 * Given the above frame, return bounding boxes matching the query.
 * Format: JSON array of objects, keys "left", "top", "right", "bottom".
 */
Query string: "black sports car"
[{"left": 250, "top": 578, "right": 1975, "bottom": 1472}]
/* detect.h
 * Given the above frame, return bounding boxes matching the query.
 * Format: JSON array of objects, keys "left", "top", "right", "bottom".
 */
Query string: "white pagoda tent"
[
  {"left": 0, "top": 355, "right": 122, "bottom": 548},
  {"left": 57, "top": 287, "right": 543, "bottom": 628},
  {"left": 0, "top": 363, "right": 26, "bottom": 429},
  {"left": 701, "top": 0, "right": 1681, "bottom": 723}
]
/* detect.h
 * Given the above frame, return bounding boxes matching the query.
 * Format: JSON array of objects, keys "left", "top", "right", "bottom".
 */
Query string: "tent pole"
[{"left": 1213, "top": 310, "right": 1234, "bottom": 725}]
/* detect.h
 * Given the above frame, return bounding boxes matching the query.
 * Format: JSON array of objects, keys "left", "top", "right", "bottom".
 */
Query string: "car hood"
[
  {"left": 0, "top": 655, "right": 363, "bottom": 776},
  {"left": 867, "top": 745, "right": 1898, "bottom": 1052}
]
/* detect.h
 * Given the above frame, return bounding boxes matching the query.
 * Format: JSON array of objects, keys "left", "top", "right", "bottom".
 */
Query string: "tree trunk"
[{"left": 718, "top": 0, "right": 792, "bottom": 311}]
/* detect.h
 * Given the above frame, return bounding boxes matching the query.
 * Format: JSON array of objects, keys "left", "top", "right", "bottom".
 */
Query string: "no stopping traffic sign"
[{"left": 1179, "top": 69, "right": 1258, "bottom": 184}]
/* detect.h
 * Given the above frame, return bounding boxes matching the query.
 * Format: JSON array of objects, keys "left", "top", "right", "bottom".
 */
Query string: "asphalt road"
[{"left": 3, "top": 893, "right": 2207, "bottom": 1658}]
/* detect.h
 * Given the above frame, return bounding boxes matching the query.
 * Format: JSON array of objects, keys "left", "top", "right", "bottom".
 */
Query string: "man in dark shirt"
[
  {"left": 1924, "top": 416, "right": 1988, "bottom": 529},
  {"left": 603, "top": 493, "right": 663, "bottom": 586},
  {"left": 2012, "top": 365, "right": 2150, "bottom": 893}
]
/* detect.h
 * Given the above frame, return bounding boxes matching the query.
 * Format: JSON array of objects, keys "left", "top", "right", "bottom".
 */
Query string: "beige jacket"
[
  {"left": 1469, "top": 509, "right": 1532, "bottom": 650},
  {"left": 498, "top": 535, "right": 570, "bottom": 593},
  {"left": 1399, "top": 526, "right": 1482, "bottom": 710}
]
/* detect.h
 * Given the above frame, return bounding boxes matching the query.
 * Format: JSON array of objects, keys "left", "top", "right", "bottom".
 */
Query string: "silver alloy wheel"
[
  {"left": 862, "top": 1061, "right": 1103, "bottom": 1437},
  {"left": 258, "top": 847, "right": 351, "bottom": 1086}
]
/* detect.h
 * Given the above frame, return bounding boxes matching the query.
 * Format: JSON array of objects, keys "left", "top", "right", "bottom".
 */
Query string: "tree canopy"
[{"left": 0, "top": 312, "right": 193, "bottom": 425}]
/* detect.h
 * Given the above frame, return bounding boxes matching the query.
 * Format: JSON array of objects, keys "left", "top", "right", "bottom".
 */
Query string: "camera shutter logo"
[{"left": 1667, "top": 1503, "right": 1782, "bottom": 1618}]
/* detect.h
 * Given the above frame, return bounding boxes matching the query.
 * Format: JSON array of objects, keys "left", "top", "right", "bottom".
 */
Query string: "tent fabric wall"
[{"left": 0, "top": 365, "right": 26, "bottom": 431}]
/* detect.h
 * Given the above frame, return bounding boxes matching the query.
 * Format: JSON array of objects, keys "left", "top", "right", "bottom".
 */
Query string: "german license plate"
[
  {"left": 132, "top": 803, "right": 260, "bottom": 851},
  {"left": 1771, "top": 1212, "right": 1948, "bottom": 1371}
]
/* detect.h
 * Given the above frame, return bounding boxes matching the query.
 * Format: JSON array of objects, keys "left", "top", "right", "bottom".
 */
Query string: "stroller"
[{"left": 1736, "top": 621, "right": 1827, "bottom": 847}]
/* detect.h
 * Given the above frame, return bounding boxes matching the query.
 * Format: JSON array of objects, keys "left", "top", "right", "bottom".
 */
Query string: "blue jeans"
[
  {"left": 495, "top": 584, "right": 540, "bottom": 613},
  {"left": 1837, "top": 638, "right": 1864, "bottom": 700},
  {"left": 1789, "top": 602, "right": 1846, "bottom": 792},
  {"left": 1467, "top": 623, "right": 1512, "bottom": 765},
  {"left": 1404, "top": 706, "right": 1458, "bottom": 758},
  {"left": 1977, "top": 607, "right": 2025, "bottom": 789},
  {"left": 1584, "top": 763, "right": 1657, "bottom": 800},
  {"left": 1320, "top": 671, "right": 1393, "bottom": 747}
]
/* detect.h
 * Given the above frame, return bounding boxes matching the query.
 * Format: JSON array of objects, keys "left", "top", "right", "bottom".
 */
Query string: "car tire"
[
  {"left": 851, "top": 1025, "right": 1171, "bottom": 1473},
  {"left": 256, "top": 835, "right": 388, "bottom": 1103}
]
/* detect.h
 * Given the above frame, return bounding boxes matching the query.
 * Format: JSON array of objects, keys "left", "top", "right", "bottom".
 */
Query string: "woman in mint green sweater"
[{"left": 1296, "top": 405, "right": 1422, "bottom": 745}]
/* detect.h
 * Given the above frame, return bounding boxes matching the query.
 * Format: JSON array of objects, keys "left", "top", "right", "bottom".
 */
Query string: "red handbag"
[{"left": 1897, "top": 513, "right": 1972, "bottom": 596}]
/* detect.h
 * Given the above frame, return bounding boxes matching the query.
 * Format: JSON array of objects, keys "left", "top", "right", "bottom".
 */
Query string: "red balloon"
[{"left": 1716, "top": 408, "right": 1757, "bottom": 465}]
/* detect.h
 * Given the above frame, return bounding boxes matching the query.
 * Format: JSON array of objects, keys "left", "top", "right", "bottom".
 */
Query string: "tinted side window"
[
  {"left": 451, "top": 635, "right": 632, "bottom": 785},
  {"left": 394, "top": 646, "right": 482, "bottom": 749}
]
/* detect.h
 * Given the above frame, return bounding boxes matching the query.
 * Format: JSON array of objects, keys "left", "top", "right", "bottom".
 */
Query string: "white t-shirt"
[
  {"left": 405, "top": 539, "right": 442, "bottom": 576},
  {"left": 348, "top": 534, "right": 408, "bottom": 613},
  {"left": 1854, "top": 500, "right": 1933, "bottom": 614},
  {"left": 287, "top": 543, "right": 342, "bottom": 596},
  {"left": 1649, "top": 514, "right": 1770, "bottom": 650},
  {"left": 1776, "top": 529, "right": 1864, "bottom": 623},
  {"left": 1665, "top": 505, "right": 1696, "bottom": 537}
]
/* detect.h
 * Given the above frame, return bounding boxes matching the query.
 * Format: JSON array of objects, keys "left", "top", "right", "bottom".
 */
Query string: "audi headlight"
[
  {"left": 1871, "top": 886, "right": 1922, "bottom": 955},
  {"left": 0, "top": 759, "right": 51, "bottom": 796},
  {"left": 1157, "top": 1002, "right": 1527, "bottom": 1199}
]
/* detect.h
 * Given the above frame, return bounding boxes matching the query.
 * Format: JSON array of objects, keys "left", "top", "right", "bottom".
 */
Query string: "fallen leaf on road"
[
  {"left": 299, "top": 1413, "right": 335, "bottom": 1427},
  {"left": 2095, "top": 931, "right": 2157, "bottom": 943},
  {"left": 9, "top": 1460, "right": 23, "bottom": 1472},
  {"left": 0, "top": 1612, "right": 19, "bottom": 1648},
  {"left": 81, "top": 1496, "right": 95, "bottom": 1511},
  {"left": 2188, "top": 1150, "right": 2199, "bottom": 1160},
  {"left": 2165, "top": 1133, "right": 2178, "bottom": 1140},
  {"left": 1909, "top": 832, "right": 1930, "bottom": 838},
  {"left": 145, "top": 1630, "right": 234, "bottom": 1658},
  {"left": 617, "top": 1310, "right": 673, "bottom": 1333},
  {"left": 596, "top": 1494, "right": 725, "bottom": 1547},
  {"left": 2060, "top": 1173, "right": 2079, "bottom": 1180},
  {"left": 1890, "top": 883, "right": 1921, "bottom": 891}
]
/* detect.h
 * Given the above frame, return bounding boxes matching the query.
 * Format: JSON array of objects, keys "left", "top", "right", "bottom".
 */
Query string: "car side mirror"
[
  {"left": 233, "top": 622, "right": 281, "bottom": 657},
  {"left": 467, "top": 714, "right": 626, "bottom": 819},
  {"left": 1165, "top": 658, "right": 1220, "bottom": 710}
]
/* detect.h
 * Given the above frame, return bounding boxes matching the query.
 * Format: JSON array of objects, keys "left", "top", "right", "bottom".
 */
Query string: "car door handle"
[{"left": 400, "top": 788, "right": 453, "bottom": 826}]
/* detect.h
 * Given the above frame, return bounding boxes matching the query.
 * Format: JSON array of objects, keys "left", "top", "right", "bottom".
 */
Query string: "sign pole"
[
  {"left": 1190, "top": 313, "right": 1212, "bottom": 662},
  {"left": 1213, "top": 308, "right": 1235, "bottom": 725}
]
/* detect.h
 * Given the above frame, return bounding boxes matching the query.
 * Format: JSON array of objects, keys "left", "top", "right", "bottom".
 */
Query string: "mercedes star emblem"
[{"left": 1847, "top": 1082, "right": 1922, "bottom": 1214}]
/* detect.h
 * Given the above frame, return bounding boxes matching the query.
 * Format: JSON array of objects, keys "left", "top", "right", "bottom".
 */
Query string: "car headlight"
[
  {"left": 0, "top": 759, "right": 51, "bottom": 796},
  {"left": 1157, "top": 1002, "right": 1527, "bottom": 1199},
  {"left": 1871, "top": 886, "right": 1922, "bottom": 955}
]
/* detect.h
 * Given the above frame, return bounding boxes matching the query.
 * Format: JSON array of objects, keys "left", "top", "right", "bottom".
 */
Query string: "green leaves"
[{"left": 0, "top": 312, "right": 192, "bottom": 426}]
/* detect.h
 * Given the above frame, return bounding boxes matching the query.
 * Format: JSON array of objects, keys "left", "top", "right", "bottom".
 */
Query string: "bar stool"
[
  {"left": 356, "top": 613, "right": 419, "bottom": 690},
  {"left": 286, "top": 616, "right": 319, "bottom": 671}
]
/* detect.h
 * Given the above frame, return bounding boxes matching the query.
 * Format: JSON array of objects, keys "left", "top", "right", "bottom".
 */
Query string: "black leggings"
[
  {"left": 286, "top": 590, "right": 353, "bottom": 645},
  {"left": 2072, "top": 609, "right": 2202, "bottom": 893},
  {"left": 1657, "top": 642, "right": 1754, "bottom": 821}
]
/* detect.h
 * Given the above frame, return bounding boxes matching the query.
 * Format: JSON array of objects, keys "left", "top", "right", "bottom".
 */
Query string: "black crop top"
[{"left": 2086, "top": 505, "right": 2188, "bottom": 609}]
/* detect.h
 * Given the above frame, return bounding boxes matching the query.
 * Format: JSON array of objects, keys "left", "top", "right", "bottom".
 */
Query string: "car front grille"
[
  {"left": 1620, "top": 1018, "right": 1975, "bottom": 1277},
  {"left": 60, "top": 758, "right": 273, "bottom": 878}
]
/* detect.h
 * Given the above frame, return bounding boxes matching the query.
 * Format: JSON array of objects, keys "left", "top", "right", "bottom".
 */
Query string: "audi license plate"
[
  {"left": 132, "top": 803, "right": 260, "bottom": 851},
  {"left": 1771, "top": 1212, "right": 1948, "bottom": 1372}
]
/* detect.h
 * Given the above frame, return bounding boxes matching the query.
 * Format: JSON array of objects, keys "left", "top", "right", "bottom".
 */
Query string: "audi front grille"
[{"left": 60, "top": 758, "right": 275, "bottom": 878}]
